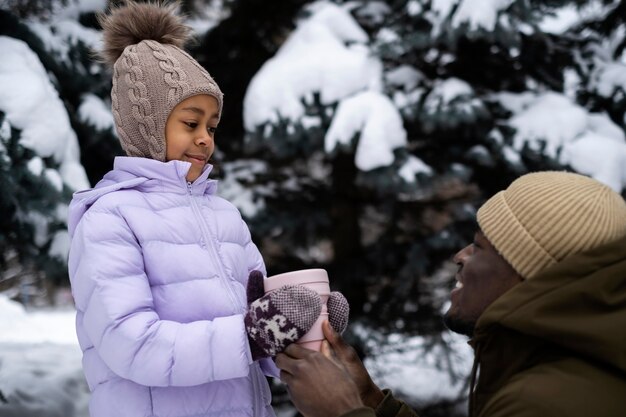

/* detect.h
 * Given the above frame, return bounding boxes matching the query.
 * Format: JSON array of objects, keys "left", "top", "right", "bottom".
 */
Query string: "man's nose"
[{"left": 453, "top": 244, "right": 472, "bottom": 265}]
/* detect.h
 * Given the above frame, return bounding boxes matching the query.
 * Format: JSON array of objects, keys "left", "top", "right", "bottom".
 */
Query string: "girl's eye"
[
  {"left": 184, "top": 122, "right": 198, "bottom": 129},
  {"left": 207, "top": 127, "right": 217, "bottom": 135}
]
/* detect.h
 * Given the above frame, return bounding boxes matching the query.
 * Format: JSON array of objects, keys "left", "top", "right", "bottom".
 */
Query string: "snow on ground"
[{"left": 0, "top": 295, "right": 89, "bottom": 417}]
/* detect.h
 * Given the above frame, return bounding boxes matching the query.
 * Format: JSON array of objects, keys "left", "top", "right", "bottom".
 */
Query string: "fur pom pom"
[{"left": 98, "top": 1, "right": 192, "bottom": 67}]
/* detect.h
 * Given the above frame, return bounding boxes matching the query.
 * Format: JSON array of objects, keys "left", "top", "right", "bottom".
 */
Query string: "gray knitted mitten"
[
  {"left": 245, "top": 275, "right": 321, "bottom": 361},
  {"left": 327, "top": 291, "right": 350, "bottom": 334}
]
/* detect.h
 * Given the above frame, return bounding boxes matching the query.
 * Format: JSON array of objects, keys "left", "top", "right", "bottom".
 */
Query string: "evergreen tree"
[
  {"left": 0, "top": 5, "right": 102, "bottom": 300},
  {"left": 241, "top": 0, "right": 626, "bottom": 337}
]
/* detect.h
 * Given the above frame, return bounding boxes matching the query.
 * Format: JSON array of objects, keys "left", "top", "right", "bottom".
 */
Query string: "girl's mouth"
[{"left": 185, "top": 154, "right": 206, "bottom": 165}]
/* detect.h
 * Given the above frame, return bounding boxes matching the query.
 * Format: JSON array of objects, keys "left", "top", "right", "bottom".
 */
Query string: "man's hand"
[
  {"left": 276, "top": 341, "right": 364, "bottom": 417},
  {"left": 321, "top": 321, "right": 385, "bottom": 409}
]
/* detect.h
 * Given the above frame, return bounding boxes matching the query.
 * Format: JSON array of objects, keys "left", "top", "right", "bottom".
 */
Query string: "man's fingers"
[
  {"left": 320, "top": 339, "right": 333, "bottom": 359},
  {"left": 275, "top": 352, "right": 295, "bottom": 373},
  {"left": 323, "top": 320, "right": 345, "bottom": 348},
  {"left": 323, "top": 320, "right": 360, "bottom": 364},
  {"left": 284, "top": 342, "right": 315, "bottom": 359},
  {"left": 279, "top": 369, "right": 293, "bottom": 384}
]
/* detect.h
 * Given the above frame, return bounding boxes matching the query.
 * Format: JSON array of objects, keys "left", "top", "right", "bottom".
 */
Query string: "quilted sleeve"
[
  {"left": 69, "top": 207, "right": 252, "bottom": 387},
  {"left": 241, "top": 218, "right": 266, "bottom": 276}
]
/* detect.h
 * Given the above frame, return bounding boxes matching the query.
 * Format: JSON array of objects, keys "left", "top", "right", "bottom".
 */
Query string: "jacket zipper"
[
  {"left": 187, "top": 182, "right": 261, "bottom": 417},
  {"left": 186, "top": 182, "right": 243, "bottom": 311}
]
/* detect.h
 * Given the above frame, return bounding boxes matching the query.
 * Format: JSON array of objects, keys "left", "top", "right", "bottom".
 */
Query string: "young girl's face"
[{"left": 165, "top": 94, "right": 220, "bottom": 182}]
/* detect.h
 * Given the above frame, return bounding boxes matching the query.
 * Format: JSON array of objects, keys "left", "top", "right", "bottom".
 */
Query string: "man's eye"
[{"left": 184, "top": 122, "right": 198, "bottom": 129}]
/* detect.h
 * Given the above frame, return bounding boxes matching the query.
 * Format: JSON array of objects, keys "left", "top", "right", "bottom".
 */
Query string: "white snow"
[
  {"left": 45, "top": 168, "right": 64, "bottom": 192},
  {"left": 53, "top": 0, "right": 108, "bottom": 19},
  {"left": 509, "top": 92, "right": 588, "bottom": 158},
  {"left": 49, "top": 230, "right": 71, "bottom": 261},
  {"left": 539, "top": 5, "right": 581, "bottom": 34},
  {"left": 0, "top": 295, "right": 78, "bottom": 345},
  {"left": 560, "top": 132, "right": 626, "bottom": 192},
  {"left": 500, "top": 92, "right": 626, "bottom": 191},
  {"left": 358, "top": 325, "right": 474, "bottom": 405},
  {"left": 385, "top": 65, "right": 424, "bottom": 91},
  {"left": 185, "top": 0, "right": 231, "bottom": 36},
  {"left": 25, "top": 211, "right": 49, "bottom": 247},
  {"left": 590, "top": 62, "right": 626, "bottom": 98},
  {"left": 27, "top": 19, "right": 102, "bottom": 65},
  {"left": 218, "top": 160, "right": 269, "bottom": 218},
  {"left": 27, "top": 156, "right": 44, "bottom": 177},
  {"left": 452, "top": 0, "right": 515, "bottom": 32},
  {"left": 0, "top": 36, "right": 89, "bottom": 192},
  {"left": 325, "top": 91, "right": 407, "bottom": 171},
  {"left": 78, "top": 93, "right": 115, "bottom": 131},
  {"left": 587, "top": 113, "right": 625, "bottom": 142},
  {"left": 0, "top": 295, "right": 88, "bottom": 417},
  {"left": 427, "top": 78, "right": 474, "bottom": 107},
  {"left": 406, "top": 0, "right": 423, "bottom": 16},
  {"left": 540, "top": 2, "right": 609, "bottom": 35},
  {"left": 493, "top": 91, "right": 539, "bottom": 114},
  {"left": 353, "top": 1, "right": 391, "bottom": 26},
  {"left": 399, "top": 156, "right": 433, "bottom": 182},
  {"left": 243, "top": 2, "right": 382, "bottom": 131}
]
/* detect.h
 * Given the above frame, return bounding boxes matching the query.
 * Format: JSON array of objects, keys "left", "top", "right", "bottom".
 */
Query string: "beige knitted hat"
[
  {"left": 477, "top": 171, "right": 626, "bottom": 279},
  {"left": 98, "top": 1, "right": 223, "bottom": 161}
]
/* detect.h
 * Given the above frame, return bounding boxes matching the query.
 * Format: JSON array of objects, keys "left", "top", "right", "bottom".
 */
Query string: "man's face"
[{"left": 444, "top": 230, "right": 523, "bottom": 337}]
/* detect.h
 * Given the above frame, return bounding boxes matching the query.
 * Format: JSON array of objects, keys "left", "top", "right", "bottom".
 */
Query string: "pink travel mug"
[{"left": 263, "top": 269, "right": 330, "bottom": 351}]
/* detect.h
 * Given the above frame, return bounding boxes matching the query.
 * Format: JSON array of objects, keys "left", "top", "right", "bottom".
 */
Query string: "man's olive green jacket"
[{"left": 341, "top": 234, "right": 626, "bottom": 417}]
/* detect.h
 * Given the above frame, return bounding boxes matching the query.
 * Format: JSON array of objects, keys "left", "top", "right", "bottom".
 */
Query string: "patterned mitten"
[
  {"left": 327, "top": 291, "right": 350, "bottom": 334},
  {"left": 246, "top": 270, "right": 266, "bottom": 304},
  {"left": 245, "top": 279, "right": 321, "bottom": 361}
]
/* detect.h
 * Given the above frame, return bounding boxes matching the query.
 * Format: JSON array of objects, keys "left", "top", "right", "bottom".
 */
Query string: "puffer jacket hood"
[
  {"left": 68, "top": 156, "right": 277, "bottom": 417},
  {"left": 468, "top": 234, "right": 626, "bottom": 417}
]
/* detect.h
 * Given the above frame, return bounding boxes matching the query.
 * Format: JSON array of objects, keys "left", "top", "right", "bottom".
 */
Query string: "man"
[{"left": 276, "top": 171, "right": 626, "bottom": 417}]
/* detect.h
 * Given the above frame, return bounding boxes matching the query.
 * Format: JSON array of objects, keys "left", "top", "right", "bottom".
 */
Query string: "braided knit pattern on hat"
[
  {"left": 477, "top": 171, "right": 626, "bottom": 279},
  {"left": 101, "top": 2, "right": 224, "bottom": 161},
  {"left": 245, "top": 285, "right": 321, "bottom": 360}
]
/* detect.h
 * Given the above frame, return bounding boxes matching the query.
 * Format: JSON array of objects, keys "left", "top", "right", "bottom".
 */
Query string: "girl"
[{"left": 67, "top": 3, "right": 347, "bottom": 417}]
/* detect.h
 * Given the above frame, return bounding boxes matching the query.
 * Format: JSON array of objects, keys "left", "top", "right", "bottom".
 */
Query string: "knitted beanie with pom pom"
[{"left": 98, "top": 1, "right": 223, "bottom": 161}]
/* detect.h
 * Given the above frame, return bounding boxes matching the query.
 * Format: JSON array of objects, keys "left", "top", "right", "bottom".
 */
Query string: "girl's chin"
[{"left": 186, "top": 169, "right": 203, "bottom": 182}]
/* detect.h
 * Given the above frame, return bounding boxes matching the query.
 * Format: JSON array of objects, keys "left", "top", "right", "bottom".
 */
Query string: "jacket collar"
[{"left": 111, "top": 156, "right": 217, "bottom": 196}]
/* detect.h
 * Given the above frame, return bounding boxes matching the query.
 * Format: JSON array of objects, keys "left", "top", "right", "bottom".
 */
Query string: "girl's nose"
[{"left": 195, "top": 134, "right": 211, "bottom": 147}]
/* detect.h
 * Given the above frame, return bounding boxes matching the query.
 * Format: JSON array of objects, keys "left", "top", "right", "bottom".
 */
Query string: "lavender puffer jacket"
[{"left": 68, "top": 157, "right": 278, "bottom": 417}]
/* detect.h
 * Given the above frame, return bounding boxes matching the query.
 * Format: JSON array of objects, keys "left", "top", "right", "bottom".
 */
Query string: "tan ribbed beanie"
[
  {"left": 98, "top": 2, "right": 223, "bottom": 161},
  {"left": 477, "top": 171, "right": 626, "bottom": 279}
]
